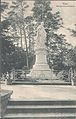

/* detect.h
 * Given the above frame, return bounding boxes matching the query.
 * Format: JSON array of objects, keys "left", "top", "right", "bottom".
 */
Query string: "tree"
[
  {"left": 1, "top": 1, "right": 28, "bottom": 73},
  {"left": 47, "top": 33, "right": 73, "bottom": 72},
  {"left": 1, "top": 37, "right": 15, "bottom": 73},
  {"left": 68, "top": 24, "right": 76, "bottom": 37},
  {"left": 65, "top": 47, "right": 76, "bottom": 69},
  {"left": 9, "top": 47, "right": 27, "bottom": 70},
  {"left": 32, "top": 0, "right": 51, "bottom": 22},
  {"left": 67, "top": 24, "right": 76, "bottom": 68},
  {"left": 7, "top": 0, "right": 29, "bottom": 68},
  {"left": 25, "top": 16, "right": 35, "bottom": 52},
  {"left": 0, "top": 1, "right": 16, "bottom": 73},
  {"left": 32, "top": 0, "right": 62, "bottom": 29}
]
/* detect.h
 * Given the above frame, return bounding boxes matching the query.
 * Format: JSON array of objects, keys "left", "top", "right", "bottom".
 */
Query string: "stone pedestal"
[
  {"left": 29, "top": 23, "right": 56, "bottom": 80},
  {"left": 0, "top": 90, "right": 13, "bottom": 118},
  {"left": 30, "top": 48, "right": 56, "bottom": 79}
]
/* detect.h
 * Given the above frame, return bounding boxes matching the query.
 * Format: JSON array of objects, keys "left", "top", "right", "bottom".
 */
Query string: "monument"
[{"left": 29, "top": 22, "right": 56, "bottom": 80}]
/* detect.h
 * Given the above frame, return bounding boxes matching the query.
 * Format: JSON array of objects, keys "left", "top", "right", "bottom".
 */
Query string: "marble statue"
[
  {"left": 29, "top": 22, "right": 56, "bottom": 80},
  {"left": 35, "top": 22, "right": 46, "bottom": 49}
]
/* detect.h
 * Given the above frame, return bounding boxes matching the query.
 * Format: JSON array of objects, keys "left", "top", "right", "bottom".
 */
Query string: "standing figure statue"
[
  {"left": 29, "top": 22, "right": 57, "bottom": 80},
  {"left": 35, "top": 22, "right": 46, "bottom": 49}
]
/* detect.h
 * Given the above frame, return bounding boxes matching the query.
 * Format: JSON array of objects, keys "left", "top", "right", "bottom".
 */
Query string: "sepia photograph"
[{"left": 0, "top": 0, "right": 76, "bottom": 118}]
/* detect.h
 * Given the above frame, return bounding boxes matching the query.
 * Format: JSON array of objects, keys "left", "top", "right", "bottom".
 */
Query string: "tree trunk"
[
  {"left": 23, "top": 26, "right": 29, "bottom": 69},
  {"left": 21, "top": 2, "right": 29, "bottom": 69},
  {"left": 20, "top": 29, "right": 23, "bottom": 48}
]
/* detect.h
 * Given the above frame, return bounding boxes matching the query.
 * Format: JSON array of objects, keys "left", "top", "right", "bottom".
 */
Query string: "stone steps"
[
  {"left": 12, "top": 81, "right": 71, "bottom": 85},
  {"left": 4, "top": 113, "right": 76, "bottom": 119},
  {"left": 4, "top": 100, "right": 76, "bottom": 119},
  {"left": 8, "top": 100, "right": 76, "bottom": 105},
  {"left": 6, "top": 106, "right": 76, "bottom": 113},
  {"left": 7, "top": 105, "right": 76, "bottom": 108}
]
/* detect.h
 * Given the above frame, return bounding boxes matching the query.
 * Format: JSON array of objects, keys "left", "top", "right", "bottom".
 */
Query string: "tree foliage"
[
  {"left": 68, "top": 24, "right": 76, "bottom": 37},
  {"left": 0, "top": 2, "right": 15, "bottom": 73},
  {"left": 7, "top": 0, "right": 30, "bottom": 68},
  {"left": 32, "top": 0, "right": 62, "bottom": 30},
  {"left": 1, "top": 1, "right": 28, "bottom": 73}
]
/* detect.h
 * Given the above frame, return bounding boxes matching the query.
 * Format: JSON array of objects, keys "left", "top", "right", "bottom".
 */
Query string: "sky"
[
  {"left": 3, "top": 0, "right": 76, "bottom": 46},
  {"left": 51, "top": 1, "right": 76, "bottom": 46}
]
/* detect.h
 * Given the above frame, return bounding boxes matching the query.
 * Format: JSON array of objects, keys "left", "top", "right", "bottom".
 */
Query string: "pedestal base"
[{"left": 29, "top": 64, "right": 57, "bottom": 80}]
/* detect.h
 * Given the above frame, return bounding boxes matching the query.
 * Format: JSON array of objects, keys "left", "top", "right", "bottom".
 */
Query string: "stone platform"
[{"left": 1, "top": 84, "right": 76, "bottom": 101}]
